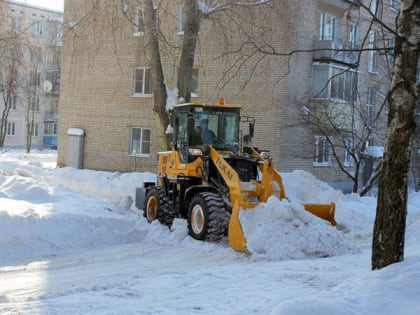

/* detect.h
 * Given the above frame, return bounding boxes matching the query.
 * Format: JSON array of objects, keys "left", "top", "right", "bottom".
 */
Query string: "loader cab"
[{"left": 173, "top": 103, "right": 241, "bottom": 162}]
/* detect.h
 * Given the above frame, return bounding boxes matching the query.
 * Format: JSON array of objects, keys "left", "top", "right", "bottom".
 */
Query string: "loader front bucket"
[
  {"left": 228, "top": 201, "right": 247, "bottom": 252},
  {"left": 302, "top": 202, "right": 337, "bottom": 226}
]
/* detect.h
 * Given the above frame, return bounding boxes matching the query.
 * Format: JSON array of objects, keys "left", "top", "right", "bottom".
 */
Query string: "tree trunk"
[
  {"left": 177, "top": 0, "right": 200, "bottom": 102},
  {"left": 143, "top": 0, "right": 170, "bottom": 149},
  {"left": 0, "top": 91, "right": 13, "bottom": 147},
  {"left": 372, "top": 0, "right": 420, "bottom": 270}
]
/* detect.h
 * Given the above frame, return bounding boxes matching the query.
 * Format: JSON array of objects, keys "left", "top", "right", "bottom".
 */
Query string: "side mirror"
[{"left": 249, "top": 123, "right": 254, "bottom": 138}]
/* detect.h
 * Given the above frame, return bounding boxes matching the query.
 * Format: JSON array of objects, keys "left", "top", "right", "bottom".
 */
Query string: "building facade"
[
  {"left": 57, "top": 0, "right": 404, "bottom": 190},
  {"left": 0, "top": 0, "right": 62, "bottom": 149}
]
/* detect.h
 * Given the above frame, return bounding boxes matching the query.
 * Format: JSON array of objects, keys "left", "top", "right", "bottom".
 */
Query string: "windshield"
[{"left": 191, "top": 108, "right": 239, "bottom": 151}]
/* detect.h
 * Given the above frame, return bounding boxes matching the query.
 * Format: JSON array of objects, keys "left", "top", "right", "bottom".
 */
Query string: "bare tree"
[
  {"left": 121, "top": 0, "right": 269, "bottom": 148},
  {"left": 372, "top": 0, "right": 420, "bottom": 270},
  {"left": 177, "top": 0, "right": 200, "bottom": 103},
  {"left": 142, "top": 0, "right": 169, "bottom": 148},
  {"left": 0, "top": 42, "right": 21, "bottom": 147},
  {"left": 300, "top": 96, "right": 386, "bottom": 195}
]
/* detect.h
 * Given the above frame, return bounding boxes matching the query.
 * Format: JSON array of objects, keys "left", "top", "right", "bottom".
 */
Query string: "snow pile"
[
  {"left": 240, "top": 197, "right": 347, "bottom": 260},
  {"left": 0, "top": 150, "right": 373, "bottom": 263},
  {"left": 52, "top": 167, "right": 156, "bottom": 211},
  {"left": 1, "top": 149, "right": 420, "bottom": 315}
]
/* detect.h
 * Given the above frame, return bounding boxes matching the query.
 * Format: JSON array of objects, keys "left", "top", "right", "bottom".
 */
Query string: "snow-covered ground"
[{"left": 0, "top": 149, "right": 419, "bottom": 315}]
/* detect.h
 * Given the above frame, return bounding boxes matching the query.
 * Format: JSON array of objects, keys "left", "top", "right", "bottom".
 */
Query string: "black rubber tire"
[
  {"left": 187, "top": 192, "right": 229, "bottom": 242},
  {"left": 144, "top": 187, "right": 174, "bottom": 228}
]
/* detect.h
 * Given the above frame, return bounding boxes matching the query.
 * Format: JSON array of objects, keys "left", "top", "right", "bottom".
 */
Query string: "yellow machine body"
[{"left": 137, "top": 102, "right": 336, "bottom": 252}]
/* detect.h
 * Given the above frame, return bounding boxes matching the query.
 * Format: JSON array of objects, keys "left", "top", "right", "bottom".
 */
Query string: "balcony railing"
[
  {"left": 313, "top": 39, "right": 359, "bottom": 67},
  {"left": 43, "top": 135, "right": 57, "bottom": 148},
  {"left": 44, "top": 111, "right": 59, "bottom": 121}
]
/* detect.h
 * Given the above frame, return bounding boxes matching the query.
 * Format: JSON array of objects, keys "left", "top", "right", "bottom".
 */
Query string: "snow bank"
[
  {"left": 240, "top": 197, "right": 348, "bottom": 260},
  {"left": 52, "top": 167, "right": 156, "bottom": 211}
]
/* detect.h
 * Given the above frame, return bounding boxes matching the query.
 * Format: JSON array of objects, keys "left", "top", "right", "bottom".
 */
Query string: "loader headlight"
[{"left": 188, "top": 148, "right": 203, "bottom": 156}]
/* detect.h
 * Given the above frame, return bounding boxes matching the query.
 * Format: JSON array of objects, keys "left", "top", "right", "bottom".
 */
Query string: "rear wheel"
[
  {"left": 187, "top": 192, "right": 229, "bottom": 241},
  {"left": 144, "top": 187, "right": 174, "bottom": 227}
]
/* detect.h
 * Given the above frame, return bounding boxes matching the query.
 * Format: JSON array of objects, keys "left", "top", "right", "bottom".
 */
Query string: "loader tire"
[
  {"left": 144, "top": 187, "right": 174, "bottom": 228},
  {"left": 187, "top": 192, "right": 229, "bottom": 242}
]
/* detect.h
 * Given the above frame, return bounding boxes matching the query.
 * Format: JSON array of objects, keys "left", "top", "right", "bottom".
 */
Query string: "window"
[
  {"left": 348, "top": 24, "right": 360, "bottom": 48},
  {"left": 314, "top": 135, "right": 332, "bottom": 166},
  {"left": 370, "top": 0, "right": 382, "bottom": 16},
  {"left": 386, "top": 38, "right": 395, "bottom": 63},
  {"left": 32, "top": 21, "right": 43, "bottom": 36},
  {"left": 30, "top": 72, "right": 41, "bottom": 86},
  {"left": 133, "top": 67, "right": 152, "bottom": 96},
  {"left": 11, "top": 95, "right": 17, "bottom": 110},
  {"left": 30, "top": 97, "right": 40, "bottom": 111},
  {"left": 30, "top": 122, "right": 39, "bottom": 137},
  {"left": 130, "top": 127, "right": 151, "bottom": 156},
  {"left": 312, "top": 64, "right": 358, "bottom": 102},
  {"left": 44, "top": 122, "right": 58, "bottom": 135},
  {"left": 178, "top": 6, "right": 185, "bottom": 34},
  {"left": 11, "top": 17, "right": 21, "bottom": 32},
  {"left": 47, "top": 19, "right": 63, "bottom": 47},
  {"left": 368, "top": 31, "right": 378, "bottom": 73},
  {"left": 319, "top": 11, "right": 338, "bottom": 41},
  {"left": 389, "top": 0, "right": 400, "bottom": 11},
  {"left": 370, "top": 0, "right": 378, "bottom": 14},
  {"left": 7, "top": 122, "right": 16, "bottom": 136},
  {"left": 366, "top": 86, "right": 376, "bottom": 127},
  {"left": 46, "top": 70, "right": 61, "bottom": 93},
  {"left": 344, "top": 138, "right": 353, "bottom": 167},
  {"left": 31, "top": 47, "right": 41, "bottom": 62},
  {"left": 134, "top": 8, "right": 144, "bottom": 35}
]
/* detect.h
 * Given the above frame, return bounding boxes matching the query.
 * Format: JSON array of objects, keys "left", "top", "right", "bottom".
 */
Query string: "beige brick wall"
[{"left": 58, "top": 0, "right": 395, "bottom": 187}]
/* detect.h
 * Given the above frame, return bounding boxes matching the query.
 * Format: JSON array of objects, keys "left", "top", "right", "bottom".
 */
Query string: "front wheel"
[
  {"left": 144, "top": 187, "right": 173, "bottom": 227},
  {"left": 187, "top": 192, "right": 229, "bottom": 242}
]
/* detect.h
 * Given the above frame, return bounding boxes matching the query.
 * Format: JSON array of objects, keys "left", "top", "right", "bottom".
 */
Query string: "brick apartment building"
[
  {"left": 0, "top": 1, "right": 62, "bottom": 149},
  {"left": 57, "top": 0, "right": 404, "bottom": 190}
]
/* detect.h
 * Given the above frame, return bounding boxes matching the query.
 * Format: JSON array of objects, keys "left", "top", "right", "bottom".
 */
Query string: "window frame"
[
  {"left": 30, "top": 96, "right": 40, "bottom": 111},
  {"left": 12, "top": 17, "right": 21, "bottom": 32},
  {"left": 368, "top": 31, "right": 378, "bottom": 73},
  {"left": 348, "top": 23, "right": 360, "bottom": 48},
  {"left": 30, "top": 122, "right": 39, "bottom": 137},
  {"left": 343, "top": 138, "right": 354, "bottom": 167},
  {"left": 46, "top": 70, "right": 61, "bottom": 93},
  {"left": 129, "top": 127, "right": 151, "bottom": 157},
  {"left": 178, "top": 6, "right": 185, "bottom": 35},
  {"left": 313, "top": 135, "right": 333, "bottom": 167},
  {"left": 11, "top": 95, "right": 17, "bottom": 110},
  {"left": 7, "top": 122, "right": 16, "bottom": 136},
  {"left": 311, "top": 63, "right": 359, "bottom": 103},
  {"left": 319, "top": 11, "right": 338, "bottom": 41},
  {"left": 132, "top": 67, "right": 152, "bottom": 97},
  {"left": 366, "top": 86, "right": 376, "bottom": 128},
  {"left": 31, "top": 21, "right": 44, "bottom": 36},
  {"left": 133, "top": 7, "right": 144, "bottom": 36},
  {"left": 389, "top": 0, "right": 400, "bottom": 11},
  {"left": 30, "top": 72, "right": 41, "bottom": 86}
]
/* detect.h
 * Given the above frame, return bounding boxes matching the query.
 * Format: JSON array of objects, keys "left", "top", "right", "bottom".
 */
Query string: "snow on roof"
[{"left": 67, "top": 128, "right": 85, "bottom": 136}]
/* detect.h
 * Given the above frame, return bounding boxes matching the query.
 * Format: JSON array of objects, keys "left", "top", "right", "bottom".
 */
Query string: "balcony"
[
  {"left": 319, "top": 0, "right": 360, "bottom": 10},
  {"left": 43, "top": 135, "right": 57, "bottom": 148},
  {"left": 44, "top": 111, "right": 59, "bottom": 122},
  {"left": 313, "top": 39, "right": 359, "bottom": 68}
]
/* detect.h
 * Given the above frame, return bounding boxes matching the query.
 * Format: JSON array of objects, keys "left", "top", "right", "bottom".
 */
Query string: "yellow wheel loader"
[{"left": 135, "top": 101, "right": 336, "bottom": 252}]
